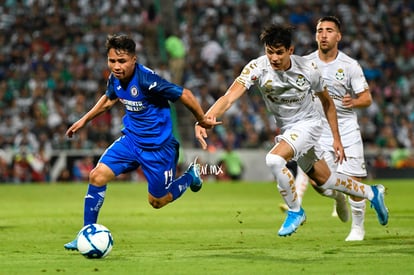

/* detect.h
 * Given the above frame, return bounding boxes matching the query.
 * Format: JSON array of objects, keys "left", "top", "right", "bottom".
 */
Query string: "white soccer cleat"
[{"left": 345, "top": 226, "right": 365, "bottom": 241}]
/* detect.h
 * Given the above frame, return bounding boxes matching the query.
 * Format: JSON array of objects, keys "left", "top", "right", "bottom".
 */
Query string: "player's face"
[
  {"left": 315, "top": 21, "right": 341, "bottom": 53},
  {"left": 107, "top": 48, "right": 137, "bottom": 82},
  {"left": 265, "top": 45, "right": 293, "bottom": 71}
]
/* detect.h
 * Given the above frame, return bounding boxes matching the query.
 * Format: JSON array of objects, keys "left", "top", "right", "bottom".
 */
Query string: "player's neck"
[{"left": 318, "top": 48, "right": 338, "bottom": 63}]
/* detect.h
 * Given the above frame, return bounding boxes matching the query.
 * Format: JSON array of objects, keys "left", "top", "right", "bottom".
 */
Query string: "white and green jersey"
[
  {"left": 304, "top": 50, "right": 369, "bottom": 148},
  {"left": 236, "top": 54, "right": 325, "bottom": 132}
]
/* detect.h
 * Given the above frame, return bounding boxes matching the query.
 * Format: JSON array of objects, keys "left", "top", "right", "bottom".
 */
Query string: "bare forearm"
[
  {"left": 324, "top": 104, "right": 341, "bottom": 140},
  {"left": 180, "top": 88, "right": 205, "bottom": 122},
  {"left": 205, "top": 96, "right": 232, "bottom": 119},
  {"left": 83, "top": 95, "right": 114, "bottom": 123}
]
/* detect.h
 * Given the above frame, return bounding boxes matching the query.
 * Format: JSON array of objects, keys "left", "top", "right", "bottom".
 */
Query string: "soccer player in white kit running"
[
  {"left": 301, "top": 16, "right": 373, "bottom": 241},
  {"left": 195, "top": 24, "right": 388, "bottom": 237}
]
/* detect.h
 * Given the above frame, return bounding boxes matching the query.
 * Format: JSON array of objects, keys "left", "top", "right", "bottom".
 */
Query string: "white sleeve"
[
  {"left": 309, "top": 61, "right": 326, "bottom": 93},
  {"left": 236, "top": 59, "right": 260, "bottom": 89},
  {"left": 350, "top": 62, "right": 369, "bottom": 94}
]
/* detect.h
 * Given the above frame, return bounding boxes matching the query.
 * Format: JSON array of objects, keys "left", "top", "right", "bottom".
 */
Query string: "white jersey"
[
  {"left": 236, "top": 55, "right": 325, "bottom": 132},
  {"left": 304, "top": 51, "right": 369, "bottom": 148}
]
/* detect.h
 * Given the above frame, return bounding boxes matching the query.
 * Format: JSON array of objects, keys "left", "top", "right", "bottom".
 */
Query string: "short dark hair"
[
  {"left": 260, "top": 24, "right": 294, "bottom": 49},
  {"left": 106, "top": 34, "right": 136, "bottom": 55},
  {"left": 317, "top": 16, "right": 341, "bottom": 32}
]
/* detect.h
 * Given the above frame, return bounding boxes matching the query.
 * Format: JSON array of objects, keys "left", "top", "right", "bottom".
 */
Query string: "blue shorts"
[{"left": 99, "top": 135, "right": 179, "bottom": 198}]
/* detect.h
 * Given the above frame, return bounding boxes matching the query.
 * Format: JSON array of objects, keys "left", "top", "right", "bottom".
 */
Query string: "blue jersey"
[{"left": 106, "top": 63, "right": 183, "bottom": 149}]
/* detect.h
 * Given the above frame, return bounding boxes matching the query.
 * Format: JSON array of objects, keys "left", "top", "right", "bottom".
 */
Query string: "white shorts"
[
  {"left": 276, "top": 118, "right": 323, "bottom": 161},
  {"left": 322, "top": 140, "right": 367, "bottom": 177}
]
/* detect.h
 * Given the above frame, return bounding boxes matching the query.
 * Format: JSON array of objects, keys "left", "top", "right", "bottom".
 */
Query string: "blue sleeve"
[
  {"left": 138, "top": 64, "right": 183, "bottom": 102},
  {"left": 105, "top": 75, "right": 118, "bottom": 100}
]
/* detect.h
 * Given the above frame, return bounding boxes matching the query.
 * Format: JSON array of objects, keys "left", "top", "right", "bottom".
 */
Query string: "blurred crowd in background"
[{"left": 0, "top": 0, "right": 413, "bottom": 183}]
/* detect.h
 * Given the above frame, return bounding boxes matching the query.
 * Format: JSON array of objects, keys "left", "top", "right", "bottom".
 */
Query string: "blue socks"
[
  {"left": 168, "top": 173, "right": 192, "bottom": 200},
  {"left": 84, "top": 184, "right": 107, "bottom": 225}
]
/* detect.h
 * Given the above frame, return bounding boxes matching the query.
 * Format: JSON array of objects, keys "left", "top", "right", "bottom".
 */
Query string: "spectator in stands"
[
  {"left": 165, "top": 30, "right": 186, "bottom": 86},
  {"left": 72, "top": 156, "right": 94, "bottom": 182},
  {"left": 0, "top": 0, "right": 412, "bottom": 182},
  {"left": 216, "top": 142, "right": 244, "bottom": 181}
]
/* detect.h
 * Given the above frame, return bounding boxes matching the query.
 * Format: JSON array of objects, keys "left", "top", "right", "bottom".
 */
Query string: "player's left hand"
[
  {"left": 195, "top": 124, "right": 208, "bottom": 150},
  {"left": 333, "top": 139, "right": 346, "bottom": 164},
  {"left": 195, "top": 117, "right": 221, "bottom": 150}
]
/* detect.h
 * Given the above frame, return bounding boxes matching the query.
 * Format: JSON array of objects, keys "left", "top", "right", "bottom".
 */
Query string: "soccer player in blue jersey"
[{"left": 64, "top": 34, "right": 218, "bottom": 251}]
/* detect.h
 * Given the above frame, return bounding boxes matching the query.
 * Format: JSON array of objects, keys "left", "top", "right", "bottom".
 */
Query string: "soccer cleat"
[
  {"left": 278, "top": 207, "right": 306, "bottom": 237},
  {"left": 345, "top": 226, "right": 365, "bottom": 241},
  {"left": 64, "top": 238, "right": 78, "bottom": 251},
  {"left": 370, "top": 184, "right": 389, "bottom": 225},
  {"left": 335, "top": 193, "right": 350, "bottom": 223},
  {"left": 186, "top": 160, "right": 203, "bottom": 192}
]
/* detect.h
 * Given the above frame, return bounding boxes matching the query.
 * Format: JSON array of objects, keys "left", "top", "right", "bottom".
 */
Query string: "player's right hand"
[
  {"left": 65, "top": 120, "right": 85, "bottom": 138},
  {"left": 196, "top": 116, "right": 221, "bottom": 129}
]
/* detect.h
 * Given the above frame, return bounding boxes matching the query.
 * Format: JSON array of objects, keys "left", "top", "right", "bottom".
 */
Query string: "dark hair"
[
  {"left": 317, "top": 16, "right": 341, "bottom": 32},
  {"left": 106, "top": 34, "right": 136, "bottom": 55},
  {"left": 259, "top": 24, "right": 294, "bottom": 49}
]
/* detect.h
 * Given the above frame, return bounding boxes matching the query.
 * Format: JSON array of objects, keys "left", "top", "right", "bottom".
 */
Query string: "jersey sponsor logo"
[
  {"left": 265, "top": 91, "right": 306, "bottom": 104},
  {"left": 119, "top": 98, "right": 146, "bottom": 112},
  {"left": 130, "top": 86, "right": 139, "bottom": 97},
  {"left": 335, "top": 68, "right": 345, "bottom": 80}
]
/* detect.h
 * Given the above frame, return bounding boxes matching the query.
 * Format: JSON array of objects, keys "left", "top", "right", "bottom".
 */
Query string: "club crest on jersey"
[
  {"left": 296, "top": 74, "right": 305, "bottom": 86},
  {"left": 130, "top": 86, "right": 139, "bottom": 97},
  {"left": 335, "top": 69, "right": 345, "bottom": 80}
]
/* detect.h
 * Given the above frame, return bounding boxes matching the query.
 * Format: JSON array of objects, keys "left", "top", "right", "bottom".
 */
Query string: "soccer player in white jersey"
[
  {"left": 301, "top": 16, "right": 373, "bottom": 241},
  {"left": 195, "top": 24, "right": 388, "bottom": 237}
]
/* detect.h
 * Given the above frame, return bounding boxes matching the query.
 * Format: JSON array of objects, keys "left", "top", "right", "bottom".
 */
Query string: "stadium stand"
[{"left": 0, "top": 0, "right": 412, "bottom": 182}]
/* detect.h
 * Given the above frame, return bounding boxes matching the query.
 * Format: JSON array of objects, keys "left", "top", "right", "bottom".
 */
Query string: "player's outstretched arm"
[
  {"left": 194, "top": 81, "right": 247, "bottom": 150},
  {"left": 66, "top": 95, "right": 117, "bottom": 138},
  {"left": 179, "top": 88, "right": 221, "bottom": 129}
]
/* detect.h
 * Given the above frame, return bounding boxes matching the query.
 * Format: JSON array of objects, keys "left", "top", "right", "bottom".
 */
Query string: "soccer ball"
[{"left": 77, "top": 223, "right": 114, "bottom": 259}]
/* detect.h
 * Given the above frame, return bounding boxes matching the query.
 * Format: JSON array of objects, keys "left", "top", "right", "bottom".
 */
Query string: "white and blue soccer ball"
[{"left": 77, "top": 223, "right": 114, "bottom": 259}]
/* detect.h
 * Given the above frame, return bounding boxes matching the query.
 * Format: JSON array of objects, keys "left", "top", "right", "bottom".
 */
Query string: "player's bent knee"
[
  {"left": 265, "top": 154, "right": 286, "bottom": 170},
  {"left": 89, "top": 171, "right": 107, "bottom": 186},
  {"left": 149, "top": 199, "right": 164, "bottom": 209},
  {"left": 148, "top": 194, "right": 171, "bottom": 209},
  {"left": 89, "top": 165, "right": 115, "bottom": 186}
]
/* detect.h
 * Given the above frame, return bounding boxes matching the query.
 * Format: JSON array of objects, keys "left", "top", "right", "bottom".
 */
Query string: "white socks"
[
  {"left": 349, "top": 198, "right": 366, "bottom": 228},
  {"left": 266, "top": 154, "right": 301, "bottom": 212},
  {"left": 320, "top": 172, "right": 374, "bottom": 200}
]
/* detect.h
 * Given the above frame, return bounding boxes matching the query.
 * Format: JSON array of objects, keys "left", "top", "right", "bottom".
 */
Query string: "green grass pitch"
[{"left": 0, "top": 179, "right": 413, "bottom": 275}]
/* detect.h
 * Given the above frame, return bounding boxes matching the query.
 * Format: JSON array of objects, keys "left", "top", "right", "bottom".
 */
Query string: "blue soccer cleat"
[
  {"left": 278, "top": 207, "right": 306, "bottom": 237},
  {"left": 370, "top": 184, "right": 389, "bottom": 225},
  {"left": 186, "top": 160, "right": 203, "bottom": 192},
  {"left": 64, "top": 238, "right": 78, "bottom": 251}
]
